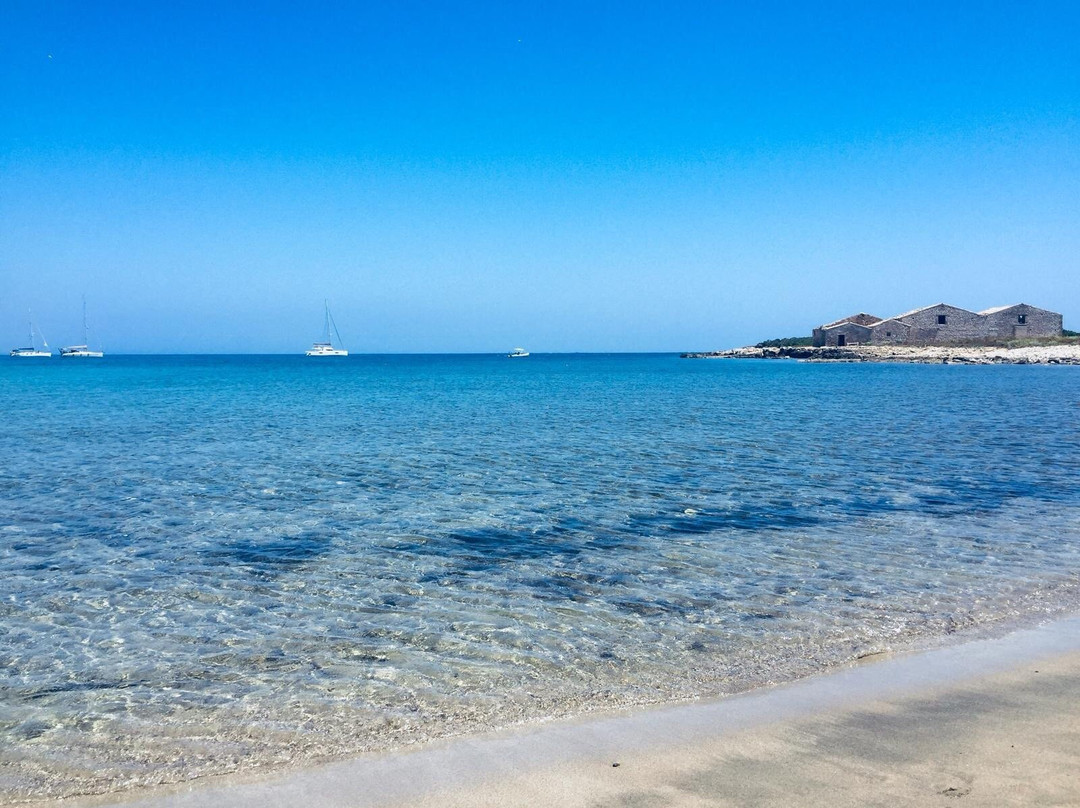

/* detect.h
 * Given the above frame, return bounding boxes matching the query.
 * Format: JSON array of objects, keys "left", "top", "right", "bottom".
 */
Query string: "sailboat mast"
[
  {"left": 82, "top": 295, "right": 89, "bottom": 344},
  {"left": 328, "top": 308, "right": 344, "bottom": 349}
]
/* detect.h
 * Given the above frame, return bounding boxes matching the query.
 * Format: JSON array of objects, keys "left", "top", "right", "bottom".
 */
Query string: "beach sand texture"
[
  {"left": 409, "top": 652, "right": 1080, "bottom": 808},
  {"left": 46, "top": 616, "right": 1080, "bottom": 808}
]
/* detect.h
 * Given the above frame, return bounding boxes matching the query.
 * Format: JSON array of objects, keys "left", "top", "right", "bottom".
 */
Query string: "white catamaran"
[
  {"left": 60, "top": 296, "right": 104, "bottom": 358},
  {"left": 306, "top": 301, "right": 348, "bottom": 357},
  {"left": 10, "top": 311, "right": 52, "bottom": 358}
]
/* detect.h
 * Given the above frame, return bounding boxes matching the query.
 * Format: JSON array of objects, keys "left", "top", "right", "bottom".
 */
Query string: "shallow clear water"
[{"left": 1, "top": 354, "right": 1079, "bottom": 800}]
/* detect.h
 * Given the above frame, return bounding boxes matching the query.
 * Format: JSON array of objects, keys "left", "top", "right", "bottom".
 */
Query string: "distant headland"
[{"left": 684, "top": 301, "right": 1080, "bottom": 364}]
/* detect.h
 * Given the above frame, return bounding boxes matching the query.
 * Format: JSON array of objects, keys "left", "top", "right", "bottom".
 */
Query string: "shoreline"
[
  {"left": 42, "top": 611, "right": 1080, "bottom": 808},
  {"left": 682, "top": 344, "right": 1080, "bottom": 364}
]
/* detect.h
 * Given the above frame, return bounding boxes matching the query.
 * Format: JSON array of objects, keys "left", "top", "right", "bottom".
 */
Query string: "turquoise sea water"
[{"left": 2, "top": 354, "right": 1079, "bottom": 800}]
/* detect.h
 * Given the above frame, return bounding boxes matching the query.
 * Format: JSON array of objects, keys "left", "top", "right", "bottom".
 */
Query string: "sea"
[{"left": 2, "top": 354, "right": 1079, "bottom": 801}]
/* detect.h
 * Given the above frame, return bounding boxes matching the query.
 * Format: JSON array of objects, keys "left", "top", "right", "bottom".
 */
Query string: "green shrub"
[{"left": 755, "top": 336, "right": 815, "bottom": 348}]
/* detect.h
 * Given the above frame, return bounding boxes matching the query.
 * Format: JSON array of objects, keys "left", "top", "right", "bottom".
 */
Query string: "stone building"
[{"left": 812, "top": 303, "right": 1062, "bottom": 347}]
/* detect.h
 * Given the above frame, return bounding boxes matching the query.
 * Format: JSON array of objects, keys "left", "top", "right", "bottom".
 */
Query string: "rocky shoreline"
[{"left": 681, "top": 344, "right": 1080, "bottom": 365}]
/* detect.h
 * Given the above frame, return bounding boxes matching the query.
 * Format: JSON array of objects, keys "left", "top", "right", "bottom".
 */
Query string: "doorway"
[{"left": 837, "top": 334, "right": 846, "bottom": 346}]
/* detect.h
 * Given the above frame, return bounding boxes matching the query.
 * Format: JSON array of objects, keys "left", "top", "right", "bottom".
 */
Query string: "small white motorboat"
[{"left": 507, "top": 347, "right": 530, "bottom": 358}]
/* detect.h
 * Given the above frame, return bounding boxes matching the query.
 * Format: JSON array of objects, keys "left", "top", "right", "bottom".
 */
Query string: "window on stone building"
[
  {"left": 1018, "top": 314, "right": 1027, "bottom": 324},
  {"left": 937, "top": 315, "right": 947, "bottom": 325},
  {"left": 886, "top": 331, "right": 892, "bottom": 337}
]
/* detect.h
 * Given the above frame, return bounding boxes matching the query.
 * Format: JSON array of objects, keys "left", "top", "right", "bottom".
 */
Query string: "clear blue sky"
[{"left": 2, "top": 1, "right": 1078, "bottom": 352}]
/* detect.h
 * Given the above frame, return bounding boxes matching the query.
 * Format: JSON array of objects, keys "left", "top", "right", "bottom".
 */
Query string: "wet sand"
[
  {"left": 409, "top": 650, "right": 1080, "bottom": 808},
  {"left": 45, "top": 614, "right": 1080, "bottom": 808}
]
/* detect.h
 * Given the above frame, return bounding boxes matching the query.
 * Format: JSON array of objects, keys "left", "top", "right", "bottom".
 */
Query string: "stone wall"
[
  {"left": 812, "top": 303, "right": 1062, "bottom": 346},
  {"left": 896, "top": 304, "right": 989, "bottom": 343},
  {"left": 982, "top": 304, "right": 1062, "bottom": 340},
  {"left": 815, "top": 322, "right": 872, "bottom": 347},
  {"left": 894, "top": 304, "right": 1062, "bottom": 344},
  {"left": 868, "top": 319, "right": 911, "bottom": 344}
]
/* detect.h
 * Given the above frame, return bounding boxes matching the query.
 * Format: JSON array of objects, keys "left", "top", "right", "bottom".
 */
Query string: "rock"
[{"left": 680, "top": 344, "right": 1080, "bottom": 365}]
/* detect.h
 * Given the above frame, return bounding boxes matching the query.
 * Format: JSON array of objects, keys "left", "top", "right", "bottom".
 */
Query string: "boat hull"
[
  {"left": 305, "top": 348, "right": 349, "bottom": 357},
  {"left": 10, "top": 350, "right": 51, "bottom": 358}
]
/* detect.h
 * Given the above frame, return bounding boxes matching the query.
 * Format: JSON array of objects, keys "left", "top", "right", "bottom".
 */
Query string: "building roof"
[
  {"left": 821, "top": 320, "right": 873, "bottom": 332},
  {"left": 821, "top": 312, "right": 881, "bottom": 328},
  {"left": 889, "top": 302, "right": 975, "bottom": 320},
  {"left": 817, "top": 302, "right": 1059, "bottom": 333}
]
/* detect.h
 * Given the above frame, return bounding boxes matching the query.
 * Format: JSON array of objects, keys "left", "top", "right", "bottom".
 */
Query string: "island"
[{"left": 685, "top": 301, "right": 1080, "bottom": 364}]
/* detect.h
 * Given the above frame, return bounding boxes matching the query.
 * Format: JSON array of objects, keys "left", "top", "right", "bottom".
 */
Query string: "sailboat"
[
  {"left": 305, "top": 300, "right": 348, "bottom": 356},
  {"left": 10, "top": 311, "right": 52, "bottom": 358},
  {"left": 60, "top": 296, "right": 104, "bottom": 358}
]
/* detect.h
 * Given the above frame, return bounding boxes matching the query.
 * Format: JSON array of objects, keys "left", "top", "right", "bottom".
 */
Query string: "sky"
[{"left": 2, "top": 1, "right": 1078, "bottom": 353}]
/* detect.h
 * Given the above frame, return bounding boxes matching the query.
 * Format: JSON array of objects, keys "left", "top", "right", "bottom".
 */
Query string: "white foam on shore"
[{"left": 52, "top": 612, "right": 1080, "bottom": 808}]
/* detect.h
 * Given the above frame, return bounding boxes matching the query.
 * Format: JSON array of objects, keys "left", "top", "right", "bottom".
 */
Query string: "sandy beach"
[{"left": 42, "top": 614, "right": 1080, "bottom": 808}]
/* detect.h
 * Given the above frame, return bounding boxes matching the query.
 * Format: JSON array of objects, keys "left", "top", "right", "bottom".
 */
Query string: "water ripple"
[{"left": 0, "top": 355, "right": 1079, "bottom": 801}]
